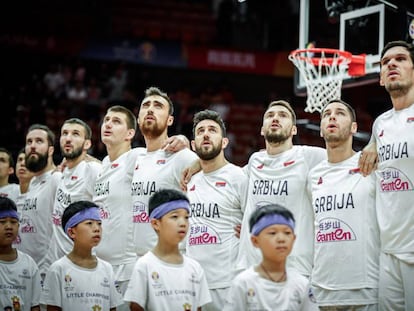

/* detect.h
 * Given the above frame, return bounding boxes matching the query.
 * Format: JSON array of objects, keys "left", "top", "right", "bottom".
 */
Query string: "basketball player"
[
  {"left": 308, "top": 99, "right": 380, "bottom": 309},
  {"left": 186, "top": 109, "right": 247, "bottom": 311}
]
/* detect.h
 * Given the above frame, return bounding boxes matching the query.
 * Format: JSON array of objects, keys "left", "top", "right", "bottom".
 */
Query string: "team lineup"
[{"left": 0, "top": 40, "right": 413, "bottom": 310}]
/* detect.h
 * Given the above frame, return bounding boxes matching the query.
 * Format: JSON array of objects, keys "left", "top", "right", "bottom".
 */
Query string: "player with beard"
[
  {"left": 308, "top": 99, "right": 380, "bottom": 309},
  {"left": 131, "top": 87, "right": 198, "bottom": 261},
  {"left": 16, "top": 124, "right": 62, "bottom": 281},
  {"left": 236, "top": 100, "right": 326, "bottom": 278},
  {"left": 46, "top": 118, "right": 102, "bottom": 265},
  {"left": 185, "top": 110, "right": 247, "bottom": 311}
]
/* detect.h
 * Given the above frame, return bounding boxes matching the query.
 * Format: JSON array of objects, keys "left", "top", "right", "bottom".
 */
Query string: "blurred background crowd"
[{"left": 2, "top": 0, "right": 412, "bottom": 172}]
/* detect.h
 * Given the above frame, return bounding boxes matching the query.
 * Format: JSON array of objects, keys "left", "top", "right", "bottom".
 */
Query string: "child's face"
[
  {"left": 251, "top": 224, "right": 295, "bottom": 262},
  {"left": 154, "top": 208, "right": 189, "bottom": 243},
  {"left": 69, "top": 219, "right": 102, "bottom": 247},
  {"left": 0, "top": 217, "right": 19, "bottom": 246}
]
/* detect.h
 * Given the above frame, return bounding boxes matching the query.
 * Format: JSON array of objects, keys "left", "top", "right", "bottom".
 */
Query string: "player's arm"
[
  {"left": 180, "top": 159, "right": 202, "bottom": 191},
  {"left": 46, "top": 306, "right": 62, "bottom": 311},
  {"left": 130, "top": 302, "right": 145, "bottom": 311},
  {"left": 358, "top": 138, "right": 378, "bottom": 176},
  {"left": 162, "top": 134, "right": 190, "bottom": 152}
]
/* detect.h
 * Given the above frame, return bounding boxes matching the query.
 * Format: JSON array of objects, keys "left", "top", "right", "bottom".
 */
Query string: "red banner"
[{"left": 186, "top": 46, "right": 294, "bottom": 77}]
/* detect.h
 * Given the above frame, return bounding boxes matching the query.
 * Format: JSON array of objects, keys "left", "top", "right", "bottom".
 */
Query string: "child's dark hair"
[
  {"left": 0, "top": 197, "right": 18, "bottom": 213},
  {"left": 61, "top": 200, "right": 99, "bottom": 231},
  {"left": 149, "top": 189, "right": 189, "bottom": 216},
  {"left": 249, "top": 204, "right": 295, "bottom": 233}
]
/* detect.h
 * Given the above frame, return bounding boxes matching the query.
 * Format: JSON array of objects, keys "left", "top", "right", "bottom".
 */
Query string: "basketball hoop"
[{"left": 289, "top": 48, "right": 365, "bottom": 113}]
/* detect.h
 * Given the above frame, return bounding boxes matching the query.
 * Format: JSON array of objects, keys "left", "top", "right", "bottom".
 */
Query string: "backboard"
[{"left": 295, "top": 0, "right": 414, "bottom": 96}]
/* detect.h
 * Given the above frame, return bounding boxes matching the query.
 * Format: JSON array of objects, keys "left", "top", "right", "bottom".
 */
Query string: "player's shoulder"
[
  {"left": 222, "top": 162, "right": 246, "bottom": 176},
  {"left": 374, "top": 108, "right": 395, "bottom": 124},
  {"left": 293, "top": 145, "right": 325, "bottom": 155}
]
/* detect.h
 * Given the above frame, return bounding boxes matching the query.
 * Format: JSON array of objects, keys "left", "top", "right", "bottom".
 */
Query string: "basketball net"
[{"left": 289, "top": 48, "right": 352, "bottom": 113}]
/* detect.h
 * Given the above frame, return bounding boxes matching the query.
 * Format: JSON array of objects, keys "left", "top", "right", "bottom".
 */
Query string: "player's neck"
[
  {"left": 152, "top": 243, "right": 183, "bottom": 264},
  {"left": 106, "top": 143, "right": 131, "bottom": 162},
  {"left": 265, "top": 140, "right": 293, "bottom": 156},
  {"left": 65, "top": 153, "right": 87, "bottom": 169},
  {"left": 67, "top": 247, "right": 97, "bottom": 269},
  {"left": 0, "top": 177, "right": 9, "bottom": 187},
  {"left": 19, "top": 181, "right": 30, "bottom": 194},
  {"left": 0, "top": 246, "right": 17, "bottom": 261},
  {"left": 34, "top": 160, "right": 56, "bottom": 177},
  {"left": 145, "top": 133, "right": 169, "bottom": 152},
  {"left": 391, "top": 91, "right": 414, "bottom": 111},
  {"left": 326, "top": 141, "right": 355, "bottom": 163},
  {"left": 200, "top": 154, "right": 228, "bottom": 174}
]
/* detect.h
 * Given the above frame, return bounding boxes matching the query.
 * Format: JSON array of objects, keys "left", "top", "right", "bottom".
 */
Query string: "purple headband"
[
  {"left": 64, "top": 207, "right": 101, "bottom": 235},
  {"left": 149, "top": 200, "right": 190, "bottom": 220},
  {"left": 0, "top": 210, "right": 19, "bottom": 220},
  {"left": 251, "top": 214, "right": 295, "bottom": 236}
]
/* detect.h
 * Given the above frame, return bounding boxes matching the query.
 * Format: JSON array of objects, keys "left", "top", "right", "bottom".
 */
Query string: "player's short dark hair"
[
  {"left": 249, "top": 204, "right": 295, "bottom": 233},
  {"left": 61, "top": 200, "right": 99, "bottom": 232},
  {"left": 148, "top": 189, "right": 189, "bottom": 216},
  {"left": 192, "top": 109, "right": 227, "bottom": 138},
  {"left": 27, "top": 124, "right": 56, "bottom": 147},
  {"left": 266, "top": 100, "right": 297, "bottom": 124},
  {"left": 144, "top": 86, "right": 174, "bottom": 115},
  {"left": 381, "top": 40, "right": 414, "bottom": 65},
  {"left": 324, "top": 98, "right": 356, "bottom": 122},
  {"left": 63, "top": 118, "right": 92, "bottom": 140},
  {"left": 107, "top": 105, "right": 137, "bottom": 131}
]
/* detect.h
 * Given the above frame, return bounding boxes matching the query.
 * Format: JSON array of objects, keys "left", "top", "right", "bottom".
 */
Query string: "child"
[
  {"left": 223, "top": 204, "right": 318, "bottom": 311},
  {"left": 40, "top": 200, "right": 122, "bottom": 310},
  {"left": 0, "top": 197, "right": 41, "bottom": 311},
  {"left": 124, "top": 189, "right": 211, "bottom": 311}
]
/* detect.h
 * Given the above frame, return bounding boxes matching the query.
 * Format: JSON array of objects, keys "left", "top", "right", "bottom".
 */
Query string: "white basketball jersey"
[
  {"left": 373, "top": 105, "right": 414, "bottom": 260},
  {"left": 237, "top": 146, "right": 326, "bottom": 276},
  {"left": 308, "top": 152, "right": 379, "bottom": 304},
  {"left": 186, "top": 163, "right": 247, "bottom": 289},
  {"left": 131, "top": 148, "right": 198, "bottom": 256},
  {"left": 0, "top": 183, "right": 20, "bottom": 202},
  {"left": 93, "top": 148, "right": 146, "bottom": 268},
  {"left": 48, "top": 160, "right": 101, "bottom": 263},
  {"left": 17, "top": 170, "right": 61, "bottom": 275}
]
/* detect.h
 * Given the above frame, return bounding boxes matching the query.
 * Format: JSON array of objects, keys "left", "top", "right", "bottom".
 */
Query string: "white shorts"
[
  {"left": 379, "top": 252, "right": 414, "bottom": 311},
  {"left": 203, "top": 287, "right": 230, "bottom": 311}
]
